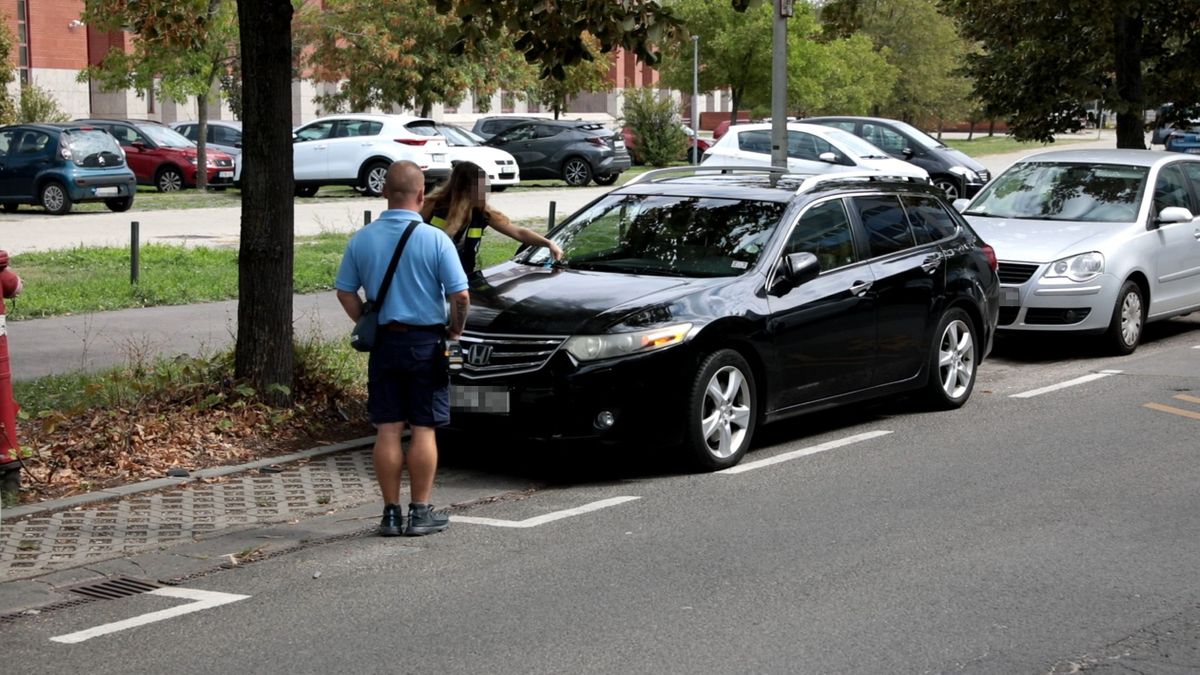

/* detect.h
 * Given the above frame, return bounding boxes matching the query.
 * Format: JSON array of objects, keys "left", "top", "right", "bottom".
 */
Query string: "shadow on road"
[{"left": 990, "top": 315, "right": 1199, "bottom": 364}]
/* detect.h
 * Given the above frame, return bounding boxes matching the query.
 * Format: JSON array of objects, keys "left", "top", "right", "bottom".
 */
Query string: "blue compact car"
[
  {"left": 1165, "top": 126, "right": 1200, "bottom": 155},
  {"left": 0, "top": 123, "right": 137, "bottom": 215}
]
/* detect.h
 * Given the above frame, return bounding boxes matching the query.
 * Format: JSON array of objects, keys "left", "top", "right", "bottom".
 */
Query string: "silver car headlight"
[
  {"left": 564, "top": 323, "right": 693, "bottom": 362},
  {"left": 948, "top": 165, "right": 981, "bottom": 183},
  {"left": 1043, "top": 252, "right": 1104, "bottom": 282}
]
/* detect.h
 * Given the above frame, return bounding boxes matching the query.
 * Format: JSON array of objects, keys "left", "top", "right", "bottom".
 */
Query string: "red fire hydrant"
[{"left": 0, "top": 249, "right": 23, "bottom": 495}]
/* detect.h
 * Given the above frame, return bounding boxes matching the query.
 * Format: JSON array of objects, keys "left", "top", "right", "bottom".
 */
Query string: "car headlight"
[
  {"left": 948, "top": 165, "right": 981, "bottom": 183},
  {"left": 564, "top": 323, "right": 693, "bottom": 362},
  {"left": 1043, "top": 252, "right": 1104, "bottom": 282}
]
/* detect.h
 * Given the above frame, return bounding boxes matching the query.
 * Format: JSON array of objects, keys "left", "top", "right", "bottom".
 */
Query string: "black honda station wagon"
[{"left": 450, "top": 167, "right": 1000, "bottom": 470}]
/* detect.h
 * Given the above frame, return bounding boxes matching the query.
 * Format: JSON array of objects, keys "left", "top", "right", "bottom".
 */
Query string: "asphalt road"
[{"left": 2, "top": 316, "right": 1199, "bottom": 673}]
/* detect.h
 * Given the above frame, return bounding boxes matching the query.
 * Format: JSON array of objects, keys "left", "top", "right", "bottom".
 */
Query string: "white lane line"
[
  {"left": 1009, "top": 369, "right": 1122, "bottom": 399},
  {"left": 453, "top": 496, "right": 641, "bottom": 528},
  {"left": 51, "top": 587, "right": 250, "bottom": 644},
  {"left": 717, "top": 430, "right": 894, "bottom": 475}
]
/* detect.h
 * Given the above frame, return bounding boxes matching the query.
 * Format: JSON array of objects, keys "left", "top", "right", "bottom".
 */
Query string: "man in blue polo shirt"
[{"left": 335, "top": 160, "right": 469, "bottom": 537}]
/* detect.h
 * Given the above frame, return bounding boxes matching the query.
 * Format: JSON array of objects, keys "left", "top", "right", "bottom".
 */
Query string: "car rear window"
[{"left": 63, "top": 129, "right": 125, "bottom": 168}]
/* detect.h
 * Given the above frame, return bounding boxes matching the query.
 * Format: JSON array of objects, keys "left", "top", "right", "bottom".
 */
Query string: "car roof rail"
[
  {"left": 624, "top": 165, "right": 799, "bottom": 186},
  {"left": 795, "top": 172, "right": 932, "bottom": 194}
]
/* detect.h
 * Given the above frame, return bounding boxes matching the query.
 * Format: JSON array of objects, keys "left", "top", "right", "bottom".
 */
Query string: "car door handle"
[
  {"left": 1194, "top": 228, "right": 1200, "bottom": 240},
  {"left": 921, "top": 253, "right": 943, "bottom": 273},
  {"left": 850, "top": 280, "right": 873, "bottom": 296}
]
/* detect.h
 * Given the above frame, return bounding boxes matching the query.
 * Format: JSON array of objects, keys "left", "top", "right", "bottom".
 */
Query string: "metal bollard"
[
  {"left": 547, "top": 201, "right": 556, "bottom": 231},
  {"left": 363, "top": 210, "right": 372, "bottom": 227},
  {"left": 130, "top": 221, "right": 140, "bottom": 285}
]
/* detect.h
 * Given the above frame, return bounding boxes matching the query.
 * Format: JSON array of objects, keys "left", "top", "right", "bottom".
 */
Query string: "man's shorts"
[{"left": 367, "top": 330, "right": 449, "bottom": 427}]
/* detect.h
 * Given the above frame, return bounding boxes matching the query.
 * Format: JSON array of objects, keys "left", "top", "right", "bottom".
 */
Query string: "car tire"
[
  {"left": 683, "top": 349, "right": 757, "bottom": 471},
  {"left": 932, "top": 177, "right": 960, "bottom": 200},
  {"left": 562, "top": 157, "right": 593, "bottom": 187},
  {"left": 39, "top": 181, "right": 72, "bottom": 215},
  {"left": 1106, "top": 280, "right": 1145, "bottom": 355},
  {"left": 362, "top": 161, "right": 389, "bottom": 197},
  {"left": 924, "top": 307, "right": 978, "bottom": 409},
  {"left": 593, "top": 174, "right": 619, "bottom": 186},
  {"left": 294, "top": 185, "right": 319, "bottom": 198},
  {"left": 2, "top": 203, "right": 17, "bottom": 213},
  {"left": 105, "top": 196, "right": 134, "bottom": 212},
  {"left": 155, "top": 166, "right": 184, "bottom": 192}
]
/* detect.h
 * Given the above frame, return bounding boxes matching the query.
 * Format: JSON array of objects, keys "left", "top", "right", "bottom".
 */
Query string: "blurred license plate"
[
  {"left": 614, "top": 140, "right": 625, "bottom": 148},
  {"left": 95, "top": 187, "right": 118, "bottom": 196},
  {"left": 450, "top": 385, "right": 510, "bottom": 414},
  {"left": 218, "top": 171, "right": 233, "bottom": 178},
  {"left": 1185, "top": 148, "right": 1200, "bottom": 154},
  {"left": 430, "top": 154, "right": 447, "bottom": 162},
  {"left": 1000, "top": 287, "right": 1020, "bottom": 306}
]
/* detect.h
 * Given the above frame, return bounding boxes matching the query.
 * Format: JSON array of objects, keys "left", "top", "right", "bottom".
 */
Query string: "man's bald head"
[{"left": 383, "top": 160, "right": 426, "bottom": 210}]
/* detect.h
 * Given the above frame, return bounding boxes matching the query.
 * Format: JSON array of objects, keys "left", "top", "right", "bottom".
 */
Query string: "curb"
[{"left": 2, "top": 434, "right": 378, "bottom": 521}]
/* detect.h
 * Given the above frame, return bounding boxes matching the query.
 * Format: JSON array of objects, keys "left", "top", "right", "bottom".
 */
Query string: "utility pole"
[
  {"left": 770, "top": 0, "right": 793, "bottom": 170},
  {"left": 692, "top": 35, "right": 700, "bottom": 164}
]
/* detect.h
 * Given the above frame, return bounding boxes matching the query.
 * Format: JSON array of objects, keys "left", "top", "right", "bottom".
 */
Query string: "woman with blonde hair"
[{"left": 421, "top": 162, "right": 563, "bottom": 276}]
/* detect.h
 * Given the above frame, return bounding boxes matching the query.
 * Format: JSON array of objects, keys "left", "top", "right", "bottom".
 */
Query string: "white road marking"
[
  {"left": 453, "top": 496, "right": 641, "bottom": 528},
  {"left": 717, "top": 430, "right": 894, "bottom": 475},
  {"left": 50, "top": 587, "right": 250, "bottom": 644},
  {"left": 1009, "top": 370, "right": 1122, "bottom": 399}
]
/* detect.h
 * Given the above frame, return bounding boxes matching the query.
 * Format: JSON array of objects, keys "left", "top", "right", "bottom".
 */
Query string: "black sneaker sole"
[
  {"left": 404, "top": 523, "right": 449, "bottom": 536},
  {"left": 378, "top": 522, "right": 404, "bottom": 537}
]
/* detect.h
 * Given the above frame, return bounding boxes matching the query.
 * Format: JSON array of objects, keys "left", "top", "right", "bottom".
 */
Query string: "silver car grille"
[
  {"left": 458, "top": 331, "right": 567, "bottom": 379},
  {"left": 997, "top": 262, "right": 1039, "bottom": 285},
  {"left": 214, "top": 158, "right": 234, "bottom": 168}
]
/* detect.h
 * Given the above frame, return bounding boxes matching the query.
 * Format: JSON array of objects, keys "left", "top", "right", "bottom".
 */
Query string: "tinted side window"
[
  {"left": 178, "top": 125, "right": 198, "bottom": 141},
  {"left": 1181, "top": 162, "right": 1200, "bottom": 198},
  {"left": 862, "top": 123, "right": 908, "bottom": 155},
  {"left": 737, "top": 130, "right": 771, "bottom": 154},
  {"left": 107, "top": 125, "right": 143, "bottom": 146},
  {"left": 786, "top": 199, "right": 857, "bottom": 271},
  {"left": 0, "top": 130, "right": 15, "bottom": 155},
  {"left": 495, "top": 124, "right": 537, "bottom": 143},
  {"left": 295, "top": 121, "right": 333, "bottom": 142},
  {"left": 1154, "top": 165, "right": 1193, "bottom": 213},
  {"left": 902, "top": 195, "right": 958, "bottom": 244},
  {"left": 825, "top": 121, "right": 856, "bottom": 133},
  {"left": 786, "top": 131, "right": 836, "bottom": 162},
  {"left": 535, "top": 124, "right": 563, "bottom": 139},
  {"left": 212, "top": 125, "right": 241, "bottom": 145},
  {"left": 15, "top": 131, "right": 51, "bottom": 155},
  {"left": 853, "top": 195, "right": 915, "bottom": 256}
]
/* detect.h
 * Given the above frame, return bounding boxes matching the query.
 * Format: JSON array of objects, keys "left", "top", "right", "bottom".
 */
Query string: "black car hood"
[
  {"left": 938, "top": 146, "right": 987, "bottom": 173},
  {"left": 466, "top": 262, "right": 727, "bottom": 335}
]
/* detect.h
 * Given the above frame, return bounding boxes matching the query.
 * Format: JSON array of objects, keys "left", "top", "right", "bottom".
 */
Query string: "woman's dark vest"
[{"left": 430, "top": 207, "right": 486, "bottom": 275}]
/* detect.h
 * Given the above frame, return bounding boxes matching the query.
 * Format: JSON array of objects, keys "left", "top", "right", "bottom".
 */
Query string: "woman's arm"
[{"left": 489, "top": 214, "right": 564, "bottom": 259}]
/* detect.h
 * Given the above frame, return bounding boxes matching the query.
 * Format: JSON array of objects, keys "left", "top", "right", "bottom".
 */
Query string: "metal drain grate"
[{"left": 65, "top": 577, "right": 162, "bottom": 600}]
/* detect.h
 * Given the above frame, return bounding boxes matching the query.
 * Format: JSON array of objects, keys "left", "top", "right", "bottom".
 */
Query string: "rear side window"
[
  {"left": 737, "top": 130, "right": 772, "bottom": 154},
  {"left": 852, "top": 195, "right": 915, "bottom": 256},
  {"left": 212, "top": 125, "right": 241, "bottom": 145},
  {"left": 14, "top": 131, "right": 51, "bottom": 156},
  {"left": 786, "top": 199, "right": 857, "bottom": 271},
  {"left": 902, "top": 195, "right": 958, "bottom": 243},
  {"left": 534, "top": 124, "right": 563, "bottom": 139}
]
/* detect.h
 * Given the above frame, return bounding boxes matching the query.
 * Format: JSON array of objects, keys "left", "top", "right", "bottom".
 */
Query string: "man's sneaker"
[
  {"left": 405, "top": 503, "right": 449, "bottom": 536},
  {"left": 378, "top": 504, "right": 403, "bottom": 537}
]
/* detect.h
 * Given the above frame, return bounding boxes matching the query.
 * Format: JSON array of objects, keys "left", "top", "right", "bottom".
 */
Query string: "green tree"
[
  {"left": 0, "top": 13, "right": 17, "bottom": 124},
  {"left": 296, "top": 0, "right": 534, "bottom": 117},
  {"left": 527, "top": 33, "right": 613, "bottom": 120},
  {"left": 822, "top": 0, "right": 973, "bottom": 125},
  {"left": 81, "top": 0, "right": 239, "bottom": 189},
  {"left": 18, "top": 85, "right": 70, "bottom": 123},
  {"left": 622, "top": 87, "right": 687, "bottom": 166},
  {"left": 943, "top": 0, "right": 1200, "bottom": 148}
]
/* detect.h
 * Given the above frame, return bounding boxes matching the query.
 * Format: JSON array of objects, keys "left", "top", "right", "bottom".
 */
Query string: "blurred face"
[{"left": 468, "top": 174, "right": 487, "bottom": 207}]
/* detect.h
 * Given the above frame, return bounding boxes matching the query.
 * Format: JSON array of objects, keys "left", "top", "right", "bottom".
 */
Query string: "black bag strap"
[{"left": 373, "top": 220, "right": 420, "bottom": 306}]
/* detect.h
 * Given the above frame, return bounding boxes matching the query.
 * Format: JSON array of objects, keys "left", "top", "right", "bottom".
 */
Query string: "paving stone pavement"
[{"left": 0, "top": 448, "right": 380, "bottom": 581}]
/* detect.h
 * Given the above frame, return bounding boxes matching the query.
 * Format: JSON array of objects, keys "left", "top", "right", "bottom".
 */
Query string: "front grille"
[
  {"left": 1025, "top": 307, "right": 1091, "bottom": 325},
  {"left": 458, "top": 331, "right": 567, "bottom": 379},
  {"left": 978, "top": 170, "right": 990, "bottom": 183},
  {"left": 997, "top": 262, "right": 1040, "bottom": 284},
  {"left": 214, "top": 158, "right": 234, "bottom": 168}
]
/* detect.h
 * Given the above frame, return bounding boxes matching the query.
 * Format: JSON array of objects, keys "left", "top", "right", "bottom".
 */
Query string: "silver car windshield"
[
  {"left": 523, "top": 193, "right": 786, "bottom": 278},
  {"left": 965, "top": 162, "right": 1148, "bottom": 222}
]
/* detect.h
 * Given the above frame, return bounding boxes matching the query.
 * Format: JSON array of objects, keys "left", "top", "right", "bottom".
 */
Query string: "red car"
[
  {"left": 621, "top": 125, "right": 712, "bottom": 164},
  {"left": 74, "top": 119, "right": 237, "bottom": 191}
]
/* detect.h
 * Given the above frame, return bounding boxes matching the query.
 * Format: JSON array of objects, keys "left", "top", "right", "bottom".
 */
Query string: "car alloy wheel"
[
  {"left": 593, "top": 174, "right": 619, "bottom": 186},
  {"left": 562, "top": 158, "right": 592, "bottom": 187},
  {"left": 157, "top": 168, "right": 183, "bottom": 192},
  {"left": 363, "top": 162, "right": 388, "bottom": 197},
  {"left": 933, "top": 178, "right": 960, "bottom": 199},
  {"left": 40, "top": 181, "right": 72, "bottom": 215},
  {"left": 685, "top": 349, "right": 757, "bottom": 470},
  {"left": 1107, "top": 280, "right": 1144, "bottom": 355},
  {"left": 925, "top": 308, "right": 977, "bottom": 409}
]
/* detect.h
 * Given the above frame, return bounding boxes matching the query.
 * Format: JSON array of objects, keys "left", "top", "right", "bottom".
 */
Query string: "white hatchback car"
[
  {"left": 291, "top": 114, "right": 453, "bottom": 197},
  {"left": 701, "top": 122, "right": 928, "bottom": 180},
  {"left": 400, "top": 119, "right": 520, "bottom": 190}
]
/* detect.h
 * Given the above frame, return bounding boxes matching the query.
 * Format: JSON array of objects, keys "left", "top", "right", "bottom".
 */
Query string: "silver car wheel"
[
  {"left": 933, "top": 178, "right": 960, "bottom": 199},
  {"left": 937, "top": 318, "right": 975, "bottom": 400},
  {"left": 564, "top": 159, "right": 590, "bottom": 186},
  {"left": 1120, "top": 290, "right": 1143, "bottom": 346},
  {"left": 41, "top": 184, "right": 65, "bottom": 212},
  {"left": 700, "top": 365, "right": 752, "bottom": 460},
  {"left": 158, "top": 169, "right": 183, "bottom": 192},
  {"left": 367, "top": 166, "right": 387, "bottom": 195}
]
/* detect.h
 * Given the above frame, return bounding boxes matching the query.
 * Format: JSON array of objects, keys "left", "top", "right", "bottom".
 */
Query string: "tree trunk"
[
  {"left": 1113, "top": 10, "right": 1146, "bottom": 149},
  {"left": 988, "top": 119, "right": 996, "bottom": 137},
  {"left": 196, "top": 91, "right": 209, "bottom": 191},
  {"left": 730, "top": 88, "right": 742, "bottom": 126},
  {"left": 967, "top": 120, "right": 975, "bottom": 141},
  {"left": 235, "top": 0, "right": 294, "bottom": 406}
]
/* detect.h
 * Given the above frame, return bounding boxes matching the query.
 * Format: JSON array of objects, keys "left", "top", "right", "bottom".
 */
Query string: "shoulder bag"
[{"left": 350, "top": 220, "right": 420, "bottom": 352}]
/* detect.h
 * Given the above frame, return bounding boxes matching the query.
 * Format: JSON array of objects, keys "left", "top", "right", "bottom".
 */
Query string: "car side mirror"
[
  {"left": 770, "top": 252, "right": 820, "bottom": 296},
  {"left": 902, "top": 147, "right": 915, "bottom": 160},
  {"left": 131, "top": 141, "right": 146, "bottom": 151},
  {"left": 952, "top": 198, "right": 971, "bottom": 213},
  {"left": 818, "top": 152, "right": 838, "bottom": 164},
  {"left": 234, "top": 142, "right": 242, "bottom": 149},
  {"left": 1155, "top": 206, "right": 1195, "bottom": 227}
]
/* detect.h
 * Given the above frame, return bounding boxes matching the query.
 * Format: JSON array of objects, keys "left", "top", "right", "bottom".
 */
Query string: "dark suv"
[
  {"left": 471, "top": 116, "right": 541, "bottom": 141},
  {"left": 482, "top": 119, "right": 631, "bottom": 186},
  {"left": 448, "top": 167, "right": 1000, "bottom": 470}
]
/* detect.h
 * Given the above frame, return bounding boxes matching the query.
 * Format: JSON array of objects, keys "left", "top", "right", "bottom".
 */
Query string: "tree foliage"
[
  {"left": 18, "top": 86, "right": 70, "bottom": 123},
  {"left": 296, "top": 0, "right": 534, "bottom": 117},
  {"left": 81, "top": 0, "right": 240, "bottom": 188},
  {"left": 622, "top": 88, "right": 687, "bottom": 166},
  {"left": 943, "top": 0, "right": 1200, "bottom": 148},
  {"left": 527, "top": 34, "right": 613, "bottom": 120},
  {"left": 0, "top": 12, "right": 17, "bottom": 124}
]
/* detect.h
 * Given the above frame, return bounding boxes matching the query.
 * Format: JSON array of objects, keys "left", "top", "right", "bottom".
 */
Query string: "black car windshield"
[
  {"left": 965, "top": 162, "right": 1148, "bottom": 222},
  {"left": 63, "top": 129, "right": 125, "bottom": 167},
  {"left": 136, "top": 123, "right": 193, "bottom": 148},
  {"left": 889, "top": 120, "right": 946, "bottom": 149},
  {"left": 522, "top": 193, "right": 786, "bottom": 278}
]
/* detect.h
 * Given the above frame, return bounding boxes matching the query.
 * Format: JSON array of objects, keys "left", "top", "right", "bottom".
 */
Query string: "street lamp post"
[
  {"left": 770, "top": 0, "right": 793, "bottom": 170},
  {"left": 692, "top": 35, "right": 700, "bottom": 165}
]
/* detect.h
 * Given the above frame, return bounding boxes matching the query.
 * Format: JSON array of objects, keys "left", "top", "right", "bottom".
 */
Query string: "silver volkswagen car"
[{"left": 957, "top": 149, "right": 1200, "bottom": 354}]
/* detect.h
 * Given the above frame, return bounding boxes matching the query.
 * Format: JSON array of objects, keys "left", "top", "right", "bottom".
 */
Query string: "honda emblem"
[{"left": 466, "top": 343, "right": 493, "bottom": 367}]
